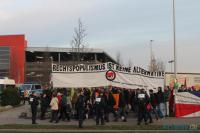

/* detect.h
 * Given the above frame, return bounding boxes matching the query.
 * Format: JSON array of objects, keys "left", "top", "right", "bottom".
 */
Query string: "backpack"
[{"left": 146, "top": 103, "right": 152, "bottom": 111}]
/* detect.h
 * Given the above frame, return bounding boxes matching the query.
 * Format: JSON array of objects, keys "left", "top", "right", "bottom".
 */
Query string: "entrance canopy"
[{"left": 51, "top": 62, "right": 164, "bottom": 91}]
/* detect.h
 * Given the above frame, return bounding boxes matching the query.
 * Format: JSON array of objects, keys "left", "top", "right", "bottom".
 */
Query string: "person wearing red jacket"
[{"left": 55, "top": 92, "right": 62, "bottom": 123}]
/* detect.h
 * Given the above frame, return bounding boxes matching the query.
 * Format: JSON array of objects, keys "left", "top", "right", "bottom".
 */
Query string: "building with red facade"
[
  {"left": 0, "top": 35, "right": 27, "bottom": 84},
  {"left": 0, "top": 35, "right": 116, "bottom": 84}
]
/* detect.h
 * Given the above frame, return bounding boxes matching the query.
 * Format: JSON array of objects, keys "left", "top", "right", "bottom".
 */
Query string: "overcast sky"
[{"left": 0, "top": 0, "right": 200, "bottom": 72}]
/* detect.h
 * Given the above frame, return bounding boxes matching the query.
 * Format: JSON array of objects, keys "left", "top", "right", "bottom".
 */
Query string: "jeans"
[
  {"left": 119, "top": 106, "right": 127, "bottom": 121},
  {"left": 40, "top": 106, "right": 48, "bottom": 119},
  {"left": 78, "top": 109, "right": 84, "bottom": 128},
  {"left": 166, "top": 102, "right": 169, "bottom": 116},
  {"left": 57, "top": 106, "right": 67, "bottom": 122},
  {"left": 159, "top": 103, "right": 166, "bottom": 118},
  {"left": 137, "top": 106, "right": 147, "bottom": 124},
  {"left": 96, "top": 108, "right": 105, "bottom": 125},
  {"left": 50, "top": 110, "right": 58, "bottom": 122},
  {"left": 152, "top": 107, "right": 159, "bottom": 120},
  {"left": 31, "top": 108, "right": 37, "bottom": 124}
]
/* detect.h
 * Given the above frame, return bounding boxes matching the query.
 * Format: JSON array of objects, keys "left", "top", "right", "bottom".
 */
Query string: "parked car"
[{"left": 18, "top": 83, "right": 43, "bottom": 97}]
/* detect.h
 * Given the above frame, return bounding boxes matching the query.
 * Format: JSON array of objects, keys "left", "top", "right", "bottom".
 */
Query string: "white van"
[
  {"left": 0, "top": 77, "right": 15, "bottom": 90},
  {"left": 0, "top": 77, "right": 15, "bottom": 102}
]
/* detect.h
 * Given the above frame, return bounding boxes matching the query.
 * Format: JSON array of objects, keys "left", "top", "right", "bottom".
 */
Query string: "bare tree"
[
  {"left": 156, "top": 59, "right": 165, "bottom": 71},
  {"left": 128, "top": 58, "right": 133, "bottom": 67},
  {"left": 149, "top": 56, "right": 165, "bottom": 72},
  {"left": 71, "top": 18, "right": 88, "bottom": 63},
  {"left": 149, "top": 55, "right": 157, "bottom": 72},
  {"left": 148, "top": 40, "right": 165, "bottom": 72},
  {"left": 116, "top": 51, "right": 123, "bottom": 65}
]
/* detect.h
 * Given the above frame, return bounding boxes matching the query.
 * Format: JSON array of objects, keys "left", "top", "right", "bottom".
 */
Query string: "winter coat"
[{"left": 50, "top": 97, "right": 59, "bottom": 110}]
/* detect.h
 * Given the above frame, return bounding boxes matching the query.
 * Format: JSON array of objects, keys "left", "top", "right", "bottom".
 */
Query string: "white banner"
[{"left": 51, "top": 62, "right": 164, "bottom": 90}]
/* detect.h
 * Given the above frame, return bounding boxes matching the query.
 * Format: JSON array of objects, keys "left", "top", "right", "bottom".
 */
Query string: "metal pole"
[
  {"left": 94, "top": 53, "right": 97, "bottom": 63},
  {"left": 171, "top": 63, "right": 173, "bottom": 73},
  {"left": 58, "top": 53, "right": 60, "bottom": 63},
  {"left": 150, "top": 40, "right": 153, "bottom": 71},
  {"left": 173, "top": 0, "right": 177, "bottom": 79}
]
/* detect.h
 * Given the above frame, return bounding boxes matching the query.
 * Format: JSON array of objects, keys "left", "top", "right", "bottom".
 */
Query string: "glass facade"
[{"left": 0, "top": 46, "right": 10, "bottom": 77}]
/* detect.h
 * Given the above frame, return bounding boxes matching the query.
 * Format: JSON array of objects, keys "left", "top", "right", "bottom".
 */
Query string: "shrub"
[{"left": 1, "top": 87, "right": 21, "bottom": 106}]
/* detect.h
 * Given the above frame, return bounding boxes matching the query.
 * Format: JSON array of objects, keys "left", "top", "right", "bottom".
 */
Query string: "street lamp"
[
  {"left": 149, "top": 40, "right": 154, "bottom": 71},
  {"left": 172, "top": 0, "right": 177, "bottom": 80}
]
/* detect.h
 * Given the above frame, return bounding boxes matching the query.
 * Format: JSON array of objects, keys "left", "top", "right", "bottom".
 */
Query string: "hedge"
[{"left": 1, "top": 87, "right": 21, "bottom": 106}]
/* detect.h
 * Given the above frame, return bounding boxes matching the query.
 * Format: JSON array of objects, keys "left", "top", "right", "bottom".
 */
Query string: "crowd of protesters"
[
  {"left": 178, "top": 85, "right": 199, "bottom": 92},
  {"left": 29, "top": 86, "right": 172, "bottom": 127}
]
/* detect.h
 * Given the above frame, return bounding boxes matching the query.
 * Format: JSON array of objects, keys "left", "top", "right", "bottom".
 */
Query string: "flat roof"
[
  {"left": 26, "top": 47, "right": 104, "bottom": 53},
  {"left": 26, "top": 47, "right": 117, "bottom": 63},
  {"left": 165, "top": 72, "right": 200, "bottom": 75}
]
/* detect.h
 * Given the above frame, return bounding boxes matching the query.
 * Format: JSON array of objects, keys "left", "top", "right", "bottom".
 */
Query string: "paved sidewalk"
[{"left": 0, "top": 104, "right": 199, "bottom": 126}]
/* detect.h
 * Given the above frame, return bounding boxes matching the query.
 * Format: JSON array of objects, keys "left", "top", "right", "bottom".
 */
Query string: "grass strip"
[{"left": 0, "top": 124, "right": 164, "bottom": 130}]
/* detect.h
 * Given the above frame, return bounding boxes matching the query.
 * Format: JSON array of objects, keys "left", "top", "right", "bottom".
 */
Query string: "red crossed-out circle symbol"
[{"left": 106, "top": 70, "right": 116, "bottom": 81}]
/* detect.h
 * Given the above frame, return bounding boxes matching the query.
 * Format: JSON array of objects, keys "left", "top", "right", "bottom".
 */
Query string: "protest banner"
[{"left": 51, "top": 62, "right": 164, "bottom": 90}]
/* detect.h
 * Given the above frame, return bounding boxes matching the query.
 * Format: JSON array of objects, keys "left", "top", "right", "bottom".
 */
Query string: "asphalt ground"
[{"left": 0, "top": 105, "right": 199, "bottom": 132}]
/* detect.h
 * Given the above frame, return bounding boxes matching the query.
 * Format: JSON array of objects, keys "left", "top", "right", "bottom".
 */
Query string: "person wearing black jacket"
[
  {"left": 56, "top": 92, "right": 68, "bottom": 122},
  {"left": 137, "top": 89, "right": 149, "bottom": 125},
  {"left": 104, "top": 89, "right": 116, "bottom": 122},
  {"left": 40, "top": 93, "right": 49, "bottom": 120},
  {"left": 95, "top": 92, "right": 106, "bottom": 125},
  {"left": 157, "top": 87, "right": 166, "bottom": 118},
  {"left": 29, "top": 92, "right": 39, "bottom": 124},
  {"left": 76, "top": 90, "right": 85, "bottom": 128},
  {"left": 123, "top": 89, "right": 130, "bottom": 107},
  {"left": 149, "top": 89, "right": 159, "bottom": 122},
  {"left": 119, "top": 89, "right": 127, "bottom": 122},
  {"left": 134, "top": 89, "right": 140, "bottom": 113}
]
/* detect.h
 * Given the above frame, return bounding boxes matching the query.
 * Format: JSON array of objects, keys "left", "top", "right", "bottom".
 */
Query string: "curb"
[{"left": 0, "top": 129, "right": 199, "bottom": 133}]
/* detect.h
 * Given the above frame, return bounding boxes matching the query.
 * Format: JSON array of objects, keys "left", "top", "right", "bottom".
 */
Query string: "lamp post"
[
  {"left": 172, "top": 0, "right": 177, "bottom": 80},
  {"left": 149, "top": 40, "right": 154, "bottom": 72}
]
